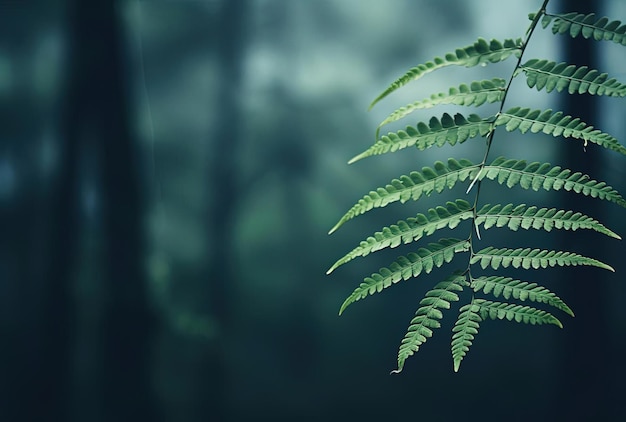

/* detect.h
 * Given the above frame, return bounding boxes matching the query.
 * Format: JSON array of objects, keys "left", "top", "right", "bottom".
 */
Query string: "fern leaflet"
[
  {"left": 328, "top": 200, "right": 473, "bottom": 273},
  {"left": 475, "top": 299, "right": 563, "bottom": 328},
  {"left": 451, "top": 300, "right": 481, "bottom": 372},
  {"left": 339, "top": 238, "right": 470, "bottom": 315},
  {"left": 479, "top": 157, "right": 626, "bottom": 208},
  {"left": 471, "top": 247, "right": 614, "bottom": 271},
  {"left": 539, "top": 12, "right": 626, "bottom": 46},
  {"left": 471, "top": 276, "right": 573, "bottom": 316},
  {"left": 376, "top": 78, "right": 506, "bottom": 138},
  {"left": 329, "top": 159, "right": 480, "bottom": 234},
  {"left": 495, "top": 107, "right": 626, "bottom": 154},
  {"left": 369, "top": 38, "right": 523, "bottom": 109},
  {"left": 475, "top": 203, "right": 620, "bottom": 239},
  {"left": 392, "top": 271, "right": 467, "bottom": 374},
  {"left": 517, "top": 59, "right": 626, "bottom": 96},
  {"left": 349, "top": 113, "right": 492, "bottom": 164}
]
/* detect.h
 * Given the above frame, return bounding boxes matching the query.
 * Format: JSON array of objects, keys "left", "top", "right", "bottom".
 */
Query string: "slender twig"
[{"left": 467, "top": 0, "right": 551, "bottom": 273}]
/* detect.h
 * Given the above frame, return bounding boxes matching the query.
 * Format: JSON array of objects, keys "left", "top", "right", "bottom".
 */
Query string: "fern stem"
[
  {"left": 487, "top": 0, "right": 551, "bottom": 150},
  {"left": 467, "top": 0, "right": 551, "bottom": 266}
]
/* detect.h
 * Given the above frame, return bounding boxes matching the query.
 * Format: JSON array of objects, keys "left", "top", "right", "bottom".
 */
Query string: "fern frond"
[
  {"left": 376, "top": 78, "right": 507, "bottom": 138},
  {"left": 349, "top": 113, "right": 492, "bottom": 164},
  {"left": 475, "top": 203, "right": 620, "bottom": 239},
  {"left": 517, "top": 59, "right": 626, "bottom": 96},
  {"left": 479, "top": 157, "right": 626, "bottom": 208},
  {"left": 329, "top": 159, "right": 480, "bottom": 234},
  {"left": 392, "top": 271, "right": 467, "bottom": 374},
  {"left": 451, "top": 300, "right": 481, "bottom": 372},
  {"left": 471, "top": 276, "right": 574, "bottom": 316},
  {"left": 495, "top": 107, "right": 626, "bottom": 154},
  {"left": 339, "top": 238, "right": 470, "bottom": 315},
  {"left": 370, "top": 38, "right": 522, "bottom": 109},
  {"left": 471, "top": 247, "right": 614, "bottom": 272},
  {"left": 328, "top": 200, "right": 473, "bottom": 274},
  {"left": 475, "top": 299, "right": 563, "bottom": 328},
  {"left": 542, "top": 12, "right": 626, "bottom": 46}
]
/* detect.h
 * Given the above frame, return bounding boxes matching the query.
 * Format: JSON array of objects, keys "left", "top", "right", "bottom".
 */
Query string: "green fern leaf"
[
  {"left": 392, "top": 271, "right": 467, "bottom": 374},
  {"left": 370, "top": 38, "right": 522, "bottom": 109},
  {"left": 451, "top": 300, "right": 482, "bottom": 372},
  {"left": 329, "top": 159, "right": 480, "bottom": 234},
  {"left": 376, "top": 78, "right": 507, "bottom": 138},
  {"left": 517, "top": 59, "right": 626, "bottom": 96},
  {"left": 544, "top": 12, "right": 626, "bottom": 46},
  {"left": 479, "top": 157, "right": 626, "bottom": 208},
  {"left": 475, "top": 299, "right": 563, "bottom": 328},
  {"left": 475, "top": 203, "right": 620, "bottom": 239},
  {"left": 527, "top": 12, "right": 551, "bottom": 29},
  {"left": 471, "top": 247, "right": 614, "bottom": 272},
  {"left": 339, "top": 238, "right": 470, "bottom": 315},
  {"left": 328, "top": 200, "right": 473, "bottom": 274},
  {"left": 471, "top": 276, "right": 574, "bottom": 316},
  {"left": 495, "top": 107, "right": 626, "bottom": 154},
  {"left": 349, "top": 113, "right": 492, "bottom": 164}
]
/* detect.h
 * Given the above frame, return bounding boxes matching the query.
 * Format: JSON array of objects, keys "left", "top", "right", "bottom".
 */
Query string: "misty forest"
[{"left": 1, "top": 0, "right": 625, "bottom": 421}]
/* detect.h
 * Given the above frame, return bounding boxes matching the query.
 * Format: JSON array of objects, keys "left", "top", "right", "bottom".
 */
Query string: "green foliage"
[
  {"left": 539, "top": 12, "right": 626, "bottom": 45},
  {"left": 327, "top": 0, "right": 626, "bottom": 373},
  {"left": 349, "top": 113, "right": 492, "bottom": 164},
  {"left": 477, "top": 157, "right": 626, "bottom": 207},
  {"left": 376, "top": 78, "right": 507, "bottom": 138},
  {"left": 392, "top": 271, "right": 468, "bottom": 374},
  {"left": 495, "top": 107, "right": 626, "bottom": 154},
  {"left": 338, "top": 238, "right": 470, "bottom": 315},
  {"left": 471, "top": 276, "right": 573, "bottom": 316},
  {"left": 369, "top": 38, "right": 523, "bottom": 109},
  {"left": 516, "top": 59, "right": 626, "bottom": 96},
  {"left": 328, "top": 200, "right": 473, "bottom": 273},
  {"left": 474, "top": 203, "right": 620, "bottom": 238},
  {"left": 328, "top": 158, "right": 479, "bottom": 234},
  {"left": 470, "top": 247, "right": 614, "bottom": 271},
  {"left": 451, "top": 300, "right": 481, "bottom": 372}
]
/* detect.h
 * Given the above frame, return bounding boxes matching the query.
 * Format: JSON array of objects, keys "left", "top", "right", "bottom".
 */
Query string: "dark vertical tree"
[
  {"left": 56, "top": 0, "right": 160, "bottom": 420},
  {"left": 9, "top": 2, "right": 78, "bottom": 421},
  {"left": 555, "top": 0, "right": 613, "bottom": 419}
]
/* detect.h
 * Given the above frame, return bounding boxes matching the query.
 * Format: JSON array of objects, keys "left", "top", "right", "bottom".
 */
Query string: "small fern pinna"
[{"left": 327, "top": 0, "right": 626, "bottom": 373}]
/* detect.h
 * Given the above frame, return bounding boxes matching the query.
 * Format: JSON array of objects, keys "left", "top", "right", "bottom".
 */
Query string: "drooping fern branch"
[{"left": 327, "top": 0, "right": 626, "bottom": 373}]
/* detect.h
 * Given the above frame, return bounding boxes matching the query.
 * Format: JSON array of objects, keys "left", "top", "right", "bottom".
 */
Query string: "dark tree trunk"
[
  {"left": 32, "top": 91, "right": 80, "bottom": 420},
  {"left": 555, "top": 0, "right": 613, "bottom": 419},
  {"left": 23, "top": 2, "right": 85, "bottom": 420},
  {"left": 63, "top": 0, "right": 160, "bottom": 420},
  {"left": 0, "top": 3, "right": 74, "bottom": 420}
]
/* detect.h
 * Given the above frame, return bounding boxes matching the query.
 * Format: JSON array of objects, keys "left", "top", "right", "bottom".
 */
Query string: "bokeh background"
[{"left": 1, "top": 0, "right": 625, "bottom": 420}]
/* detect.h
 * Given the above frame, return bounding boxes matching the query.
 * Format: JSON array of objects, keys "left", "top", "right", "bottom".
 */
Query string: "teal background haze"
[{"left": 1, "top": 0, "right": 625, "bottom": 420}]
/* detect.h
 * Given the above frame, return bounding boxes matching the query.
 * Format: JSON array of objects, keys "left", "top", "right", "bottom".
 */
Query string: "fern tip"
[
  {"left": 347, "top": 154, "right": 363, "bottom": 165},
  {"left": 327, "top": 258, "right": 343, "bottom": 274},
  {"left": 599, "top": 262, "right": 616, "bottom": 272}
]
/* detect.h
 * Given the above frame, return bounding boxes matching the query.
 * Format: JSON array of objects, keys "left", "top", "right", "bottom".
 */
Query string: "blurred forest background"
[{"left": 1, "top": 0, "right": 625, "bottom": 421}]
